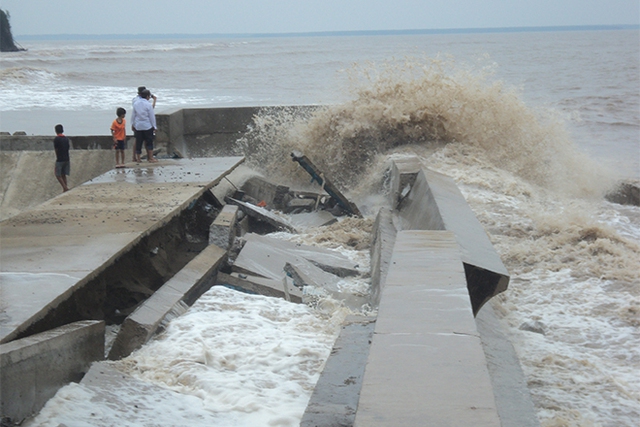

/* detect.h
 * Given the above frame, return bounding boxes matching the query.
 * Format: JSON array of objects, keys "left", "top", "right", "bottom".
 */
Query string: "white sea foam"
[{"left": 25, "top": 286, "right": 349, "bottom": 427}]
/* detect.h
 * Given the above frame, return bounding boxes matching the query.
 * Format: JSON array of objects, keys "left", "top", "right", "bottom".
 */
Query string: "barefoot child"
[
  {"left": 111, "top": 107, "right": 127, "bottom": 168},
  {"left": 53, "top": 124, "right": 70, "bottom": 192}
]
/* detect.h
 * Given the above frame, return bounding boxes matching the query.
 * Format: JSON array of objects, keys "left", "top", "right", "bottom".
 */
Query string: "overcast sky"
[{"left": 2, "top": 0, "right": 639, "bottom": 36}]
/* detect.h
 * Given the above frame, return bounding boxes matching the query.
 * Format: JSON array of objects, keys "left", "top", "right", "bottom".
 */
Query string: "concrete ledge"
[
  {"left": 354, "top": 231, "right": 500, "bottom": 427},
  {"left": 301, "top": 316, "right": 375, "bottom": 427},
  {"left": 1, "top": 320, "right": 104, "bottom": 422},
  {"left": 397, "top": 165, "right": 509, "bottom": 314},
  {"left": 368, "top": 207, "right": 397, "bottom": 307},
  {"left": 108, "top": 244, "right": 227, "bottom": 360}
]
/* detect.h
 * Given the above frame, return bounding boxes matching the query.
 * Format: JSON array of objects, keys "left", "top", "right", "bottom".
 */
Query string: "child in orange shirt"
[{"left": 110, "top": 107, "right": 127, "bottom": 168}]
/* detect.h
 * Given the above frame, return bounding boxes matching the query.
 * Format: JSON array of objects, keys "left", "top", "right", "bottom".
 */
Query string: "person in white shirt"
[{"left": 130, "top": 89, "right": 158, "bottom": 163}]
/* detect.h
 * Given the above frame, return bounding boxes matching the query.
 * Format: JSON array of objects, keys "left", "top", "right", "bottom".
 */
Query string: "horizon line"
[{"left": 15, "top": 24, "right": 640, "bottom": 41}]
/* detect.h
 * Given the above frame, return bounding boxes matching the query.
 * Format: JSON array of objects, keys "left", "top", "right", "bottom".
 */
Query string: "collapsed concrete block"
[
  {"left": 284, "top": 197, "right": 316, "bottom": 213},
  {"left": 209, "top": 204, "right": 239, "bottom": 249},
  {"left": 226, "top": 197, "right": 296, "bottom": 233},
  {"left": 232, "top": 233, "right": 359, "bottom": 280},
  {"left": 108, "top": 244, "right": 227, "bottom": 360},
  {"left": 241, "top": 176, "right": 290, "bottom": 210},
  {"left": 1, "top": 320, "right": 104, "bottom": 423},
  {"left": 396, "top": 166, "right": 509, "bottom": 315},
  {"left": 216, "top": 272, "right": 303, "bottom": 303},
  {"left": 284, "top": 259, "right": 342, "bottom": 292},
  {"left": 284, "top": 260, "right": 368, "bottom": 310},
  {"left": 300, "top": 316, "right": 376, "bottom": 427}
]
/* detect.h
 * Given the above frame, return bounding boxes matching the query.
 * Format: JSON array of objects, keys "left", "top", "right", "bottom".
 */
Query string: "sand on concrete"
[{"left": 0, "top": 150, "right": 116, "bottom": 221}]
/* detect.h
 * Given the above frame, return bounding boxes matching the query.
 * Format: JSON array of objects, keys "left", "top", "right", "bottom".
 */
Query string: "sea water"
[{"left": 4, "top": 29, "right": 639, "bottom": 426}]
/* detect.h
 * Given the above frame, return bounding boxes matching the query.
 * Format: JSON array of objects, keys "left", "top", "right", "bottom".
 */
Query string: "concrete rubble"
[{"left": 0, "top": 117, "right": 538, "bottom": 426}]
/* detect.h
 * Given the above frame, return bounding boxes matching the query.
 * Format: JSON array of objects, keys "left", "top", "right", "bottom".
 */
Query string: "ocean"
[{"left": 2, "top": 29, "right": 639, "bottom": 426}]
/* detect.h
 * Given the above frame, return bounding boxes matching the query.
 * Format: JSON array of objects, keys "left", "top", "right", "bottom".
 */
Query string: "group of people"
[
  {"left": 111, "top": 86, "right": 158, "bottom": 166},
  {"left": 53, "top": 86, "right": 158, "bottom": 191}
]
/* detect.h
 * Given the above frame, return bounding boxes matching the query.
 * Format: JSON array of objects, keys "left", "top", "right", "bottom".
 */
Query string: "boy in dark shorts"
[
  {"left": 53, "top": 124, "right": 70, "bottom": 192},
  {"left": 111, "top": 107, "right": 127, "bottom": 168}
]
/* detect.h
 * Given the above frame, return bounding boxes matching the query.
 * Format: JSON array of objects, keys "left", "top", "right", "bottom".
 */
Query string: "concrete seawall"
[{"left": 0, "top": 106, "right": 538, "bottom": 426}]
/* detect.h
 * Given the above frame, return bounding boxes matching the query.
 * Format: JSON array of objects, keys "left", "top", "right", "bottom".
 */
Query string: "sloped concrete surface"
[
  {"left": 108, "top": 243, "right": 228, "bottom": 360},
  {"left": 0, "top": 157, "right": 244, "bottom": 344},
  {"left": 354, "top": 230, "right": 500, "bottom": 427},
  {"left": 301, "top": 316, "right": 375, "bottom": 427},
  {"left": 397, "top": 166, "right": 509, "bottom": 314}
]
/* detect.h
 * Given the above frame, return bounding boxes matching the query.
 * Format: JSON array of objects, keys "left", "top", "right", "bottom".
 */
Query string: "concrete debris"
[
  {"left": 287, "top": 211, "right": 337, "bottom": 230},
  {"left": 233, "top": 233, "right": 360, "bottom": 281},
  {"left": 225, "top": 197, "right": 297, "bottom": 233},
  {"left": 215, "top": 272, "right": 303, "bottom": 303},
  {"left": 209, "top": 204, "right": 239, "bottom": 250}
]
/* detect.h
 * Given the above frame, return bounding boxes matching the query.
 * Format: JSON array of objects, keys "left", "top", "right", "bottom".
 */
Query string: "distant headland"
[{"left": 1, "top": 9, "right": 25, "bottom": 52}]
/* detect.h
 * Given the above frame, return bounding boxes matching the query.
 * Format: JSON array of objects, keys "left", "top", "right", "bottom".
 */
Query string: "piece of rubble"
[
  {"left": 288, "top": 211, "right": 338, "bottom": 230},
  {"left": 209, "top": 204, "right": 239, "bottom": 250},
  {"left": 225, "top": 197, "right": 296, "bottom": 233},
  {"left": 232, "top": 233, "right": 359, "bottom": 280},
  {"left": 241, "top": 176, "right": 290, "bottom": 210},
  {"left": 284, "top": 260, "right": 369, "bottom": 311},
  {"left": 216, "top": 272, "right": 303, "bottom": 303}
]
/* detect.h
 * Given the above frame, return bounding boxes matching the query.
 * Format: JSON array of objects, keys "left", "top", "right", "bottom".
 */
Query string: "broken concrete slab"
[
  {"left": 300, "top": 315, "right": 375, "bottom": 427},
  {"left": 1, "top": 320, "right": 104, "bottom": 423},
  {"left": 284, "top": 260, "right": 369, "bottom": 311},
  {"left": 396, "top": 165, "right": 510, "bottom": 315},
  {"left": 284, "top": 197, "right": 316, "bottom": 213},
  {"left": 240, "top": 176, "right": 290, "bottom": 210},
  {"left": 291, "top": 151, "right": 362, "bottom": 217},
  {"left": 215, "top": 272, "right": 303, "bottom": 303},
  {"left": 225, "top": 197, "right": 296, "bottom": 233},
  {"left": 232, "top": 233, "right": 359, "bottom": 280},
  {"left": 209, "top": 204, "right": 239, "bottom": 250},
  {"left": 108, "top": 244, "right": 227, "bottom": 360},
  {"left": 288, "top": 211, "right": 337, "bottom": 230},
  {"left": 284, "top": 259, "right": 342, "bottom": 292}
]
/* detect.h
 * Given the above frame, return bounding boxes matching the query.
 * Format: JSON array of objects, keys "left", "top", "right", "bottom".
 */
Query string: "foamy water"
[{"left": 6, "top": 29, "right": 640, "bottom": 426}]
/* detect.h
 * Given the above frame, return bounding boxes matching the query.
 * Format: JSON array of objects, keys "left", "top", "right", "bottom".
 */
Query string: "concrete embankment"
[{"left": 1, "top": 106, "right": 540, "bottom": 426}]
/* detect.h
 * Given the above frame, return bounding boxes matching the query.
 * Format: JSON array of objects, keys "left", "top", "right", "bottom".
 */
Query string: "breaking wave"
[{"left": 238, "top": 57, "right": 614, "bottom": 198}]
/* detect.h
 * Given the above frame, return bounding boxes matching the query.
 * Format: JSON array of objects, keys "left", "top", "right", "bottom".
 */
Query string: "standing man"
[
  {"left": 53, "top": 123, "right": 70, "bottom": 192},
  {"left": 131, "top": 89, "right": 158, "bottom": 163}
]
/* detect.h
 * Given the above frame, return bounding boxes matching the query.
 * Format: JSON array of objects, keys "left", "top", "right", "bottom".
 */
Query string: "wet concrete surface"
[{"left": 0, "top": 157, "right": 244, "bottom": 344}]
